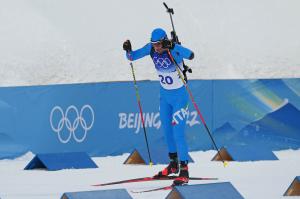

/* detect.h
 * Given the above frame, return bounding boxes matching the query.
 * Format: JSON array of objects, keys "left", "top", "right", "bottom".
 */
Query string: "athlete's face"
[{"left": 152, "top": 42, "right": 165, "bottom": 54}]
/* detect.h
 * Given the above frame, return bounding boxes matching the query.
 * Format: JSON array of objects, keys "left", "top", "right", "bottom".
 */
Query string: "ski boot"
[
  {"left": 154, "top": 152, "right": 179, "bottom": 179},
  {"left": 173, "top": 161, "right": 189, "bottom": 186}
]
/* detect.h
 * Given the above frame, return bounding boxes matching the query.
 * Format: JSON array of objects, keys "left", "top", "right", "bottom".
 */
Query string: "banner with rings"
[{"left": 0, "top": 79, "right": 300, "bottom": 159}]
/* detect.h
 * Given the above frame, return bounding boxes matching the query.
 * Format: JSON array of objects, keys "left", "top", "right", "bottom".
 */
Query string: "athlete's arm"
[
  {"left": 126, "top": 43, "right": 152, "bottom": 61},
  {"left": 173, "top": 44, "right": 194, "bottom": 60}
]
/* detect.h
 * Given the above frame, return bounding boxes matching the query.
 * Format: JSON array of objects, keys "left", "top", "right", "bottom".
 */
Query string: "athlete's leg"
[
  {"left": 171, "top": 88, "right": 189, "bottom": 162},
  {"left": 154, "top": 94, "right": 179, "bottom": 177},
  {"left": 159, "top": 96, "right": 177, "bottom": 153},
  {"left": 171, "top": 88, "right": 190, "bottom": 184}
]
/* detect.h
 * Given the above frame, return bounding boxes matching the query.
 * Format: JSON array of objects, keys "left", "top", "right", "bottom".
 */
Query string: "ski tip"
[
  {"left": 131, "top": 185, "right": 173, "bottom": 193},
  {"left": 91, "top": 184, "right": 100, "bottom": 187}
]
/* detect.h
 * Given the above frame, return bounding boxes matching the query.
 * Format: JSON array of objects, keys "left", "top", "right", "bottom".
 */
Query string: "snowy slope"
[
  {"left": 0, "top": 150, "right": 300, "bottom": 199},
  {"left": 0, "top": 0, "right": 300, "bottom": 87}
]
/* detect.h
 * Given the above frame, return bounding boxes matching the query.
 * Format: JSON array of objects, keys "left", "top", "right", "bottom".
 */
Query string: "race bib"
[{"left": 152, "top": 52, "right": 184, "bottom": 90}]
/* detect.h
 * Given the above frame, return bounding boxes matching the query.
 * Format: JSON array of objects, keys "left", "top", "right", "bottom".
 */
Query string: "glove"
[
  {"left": 123, "top": 40, "right": 132, "bottom": 52},
  {"left": 161, "top": 39, "right": 174, "bottom": 49}
]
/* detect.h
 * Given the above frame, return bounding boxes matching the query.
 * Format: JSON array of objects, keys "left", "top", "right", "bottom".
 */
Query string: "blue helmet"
[{"left": 151, "top": 28, "right": 167, "bottom": 42}]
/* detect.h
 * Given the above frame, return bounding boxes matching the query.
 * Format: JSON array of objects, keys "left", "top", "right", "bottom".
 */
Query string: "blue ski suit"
[{"left": 126, "top": 43, "right": 194, "bottom": 162}]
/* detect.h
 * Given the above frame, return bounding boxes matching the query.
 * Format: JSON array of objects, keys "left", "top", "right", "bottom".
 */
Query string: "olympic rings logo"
[
  {"left": 50, "top": 105, "right": 94, "bottom": 143},
  {"left": 153, "top": 56, "right": 172, "bottom": 68}
]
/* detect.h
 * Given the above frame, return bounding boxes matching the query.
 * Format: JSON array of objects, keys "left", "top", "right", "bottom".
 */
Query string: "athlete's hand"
[
  {"left": 161, "top": 39, "right": 174, "bottom": 49},
  {"left": 123, "top": 40, "right": 132, "bottom": 52}
]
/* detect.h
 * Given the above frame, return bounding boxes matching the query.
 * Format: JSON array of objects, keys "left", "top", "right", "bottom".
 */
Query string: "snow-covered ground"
[
  {"left": 0, "top": 0, "right": 300, "bottom": 86},
  {"left": 0, "top": 150, "right": 300, "bottom": 199}
]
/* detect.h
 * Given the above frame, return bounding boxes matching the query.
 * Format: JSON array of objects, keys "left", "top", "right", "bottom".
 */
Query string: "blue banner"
[{"left": 0, "top": 79, "right": 300, "bottom": 159}]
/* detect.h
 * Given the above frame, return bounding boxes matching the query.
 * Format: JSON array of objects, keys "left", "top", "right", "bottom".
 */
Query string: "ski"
[
  {"left": 92, "top": 176, "right": 218, "bottom": 187},
  {"left": 92, "top": 176, "right": 172, "bottom": 186},
  {"left": 132, "top": 181, "right": 200, "bottom": 193},
  {"left": 131, "top": 184, "right": 175, "bottom": 193}
]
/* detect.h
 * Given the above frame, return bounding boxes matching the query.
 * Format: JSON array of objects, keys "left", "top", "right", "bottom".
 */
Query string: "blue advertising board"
[{"left": 0, "top": 79, "right": 300, "bottom": 159}]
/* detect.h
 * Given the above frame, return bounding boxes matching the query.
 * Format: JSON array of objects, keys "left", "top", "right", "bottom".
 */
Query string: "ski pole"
[
  {"left": 129, "top": 62, "right": 153, "bottom": 166},
  {"left": 166, "top": 50, "right": 228, "bottom": 167}
]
